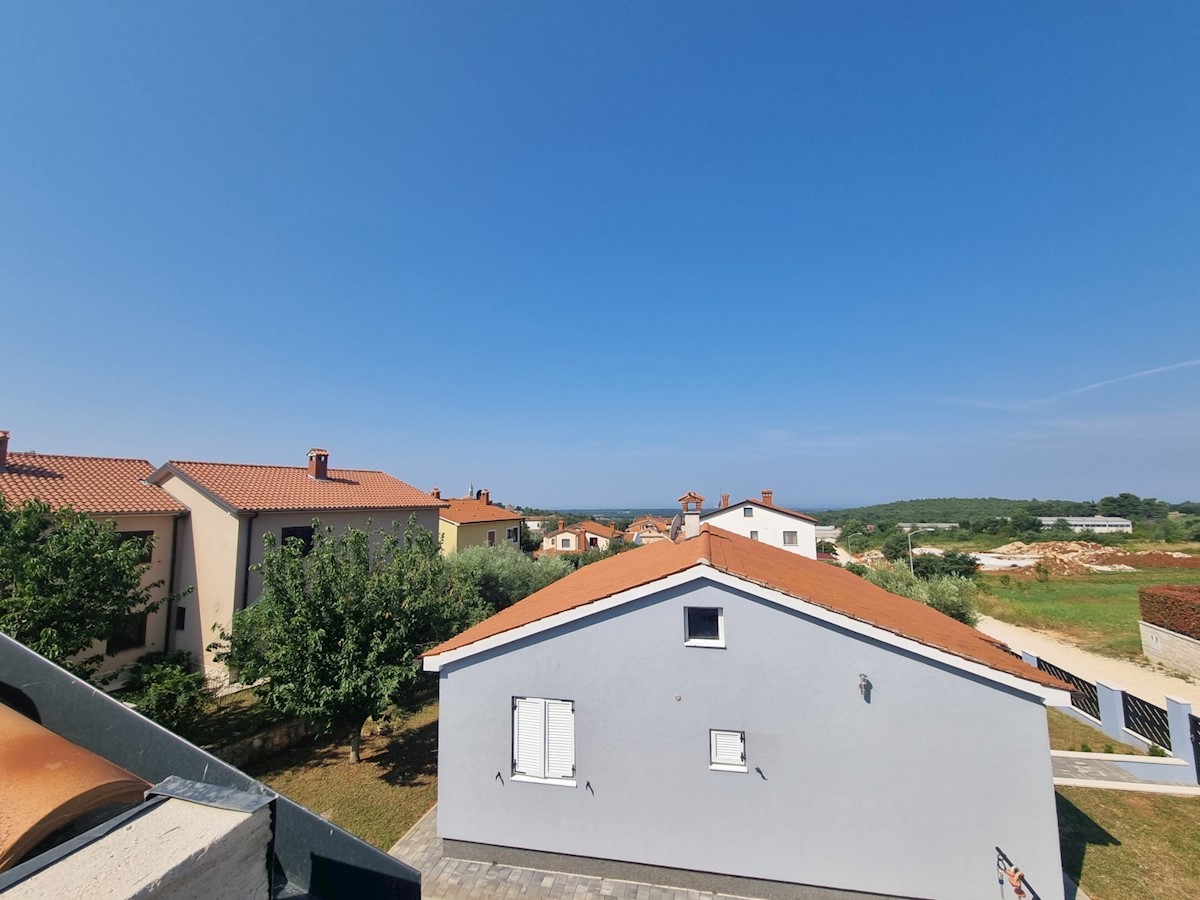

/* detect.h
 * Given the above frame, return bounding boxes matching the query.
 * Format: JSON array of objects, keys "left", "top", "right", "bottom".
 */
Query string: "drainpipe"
[
  {"left": 161, "top": 512, "right": 185, "bottom": 653},
  {"left": 239, "top": 512, "right": 260, "bottom": 611}
]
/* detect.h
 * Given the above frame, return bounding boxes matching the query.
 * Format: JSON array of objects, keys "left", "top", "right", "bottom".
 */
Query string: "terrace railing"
[
  {"left": 1036, "top": 657, "right": 1100, "bottom": 720},
  {"left": 1123, "top": 691, "right": 1172, "bottom": 751}
]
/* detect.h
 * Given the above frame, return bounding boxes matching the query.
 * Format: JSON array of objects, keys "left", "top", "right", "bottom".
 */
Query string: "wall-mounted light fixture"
[{"left": 859, "top": 674, "right": 870, "bottom": 697}]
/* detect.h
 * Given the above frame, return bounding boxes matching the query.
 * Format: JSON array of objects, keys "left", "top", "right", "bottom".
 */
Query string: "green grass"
[
  {"left": 978, "top": 568, "right": 1200, "bottom": 659},
  {"left": 1058, "top": 787, "right": 1200, "bottom": 900},
  {"left": 1047, "top": 708, "right": 1142, "bottom": 755},
  {"left": 242, "top": 698, "right": 439, "bottom": 851}
]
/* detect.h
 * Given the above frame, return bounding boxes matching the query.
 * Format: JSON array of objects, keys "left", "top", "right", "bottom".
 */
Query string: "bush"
[
  {"left": 1139, "top": 585, "right": 1200, "bottom": 640},
  {"left": 445, "top": 543, "right": 572, "bottom": 615},
  {"left": 849, "top": 562, "right": 980, "bottom": 626},
  {"left": 124, "top": 651, "right": 215, "bottom": 736}
]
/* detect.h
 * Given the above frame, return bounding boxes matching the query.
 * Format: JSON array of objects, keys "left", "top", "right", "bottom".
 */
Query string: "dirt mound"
[
  {"left": 1096, "top": 551, "right": 1200, "bottom": 569},
  {"left": 984, "top": 540, "right": 1200, "bottom": 572}
]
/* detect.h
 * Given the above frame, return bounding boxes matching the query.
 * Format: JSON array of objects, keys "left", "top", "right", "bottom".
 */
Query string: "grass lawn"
[
  {"left": 978, "top": 568, "right": 1200, "bottom": 659},
  {"left": 1058, "top": 787, "right": 1200, "bottom": 900},
  {"left": 243, "top": 697, "right": 439, "bottom": 851},
  {"left": 1047, "top": 709, "right": 1142, "bottom": 755}
]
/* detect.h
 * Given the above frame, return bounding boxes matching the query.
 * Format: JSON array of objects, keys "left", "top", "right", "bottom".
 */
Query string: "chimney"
[
  {"left": 0, "top": 430, "right": 8, "bottom": 471},
  {"left": 307, "top": 448, "right": 329, "bottom": 480},
  {"left": 720, "top": 492, "right": 730, "bottom": 509},
  {"left": 678, "top": 491, "right": 704, "bottom": 539},
  {"left": 558, "top": 519, "right": 565, "bottom": 532},
  {"left": 431, "top": 487, "right": 441, "bottom": 499},
  {"left": 761, "top": 489, "right": 774, "bottom": 507},
  {"left": 480, "top": 489, "right": 490, "bottom": 505}
]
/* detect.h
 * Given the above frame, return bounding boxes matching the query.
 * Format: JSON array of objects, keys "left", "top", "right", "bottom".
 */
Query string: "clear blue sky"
[{"left": 3, "top": 3, "right": 1197, "bottom": 509}]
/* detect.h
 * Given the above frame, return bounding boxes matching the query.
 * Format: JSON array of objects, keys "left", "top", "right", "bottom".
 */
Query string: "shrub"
[
  {"left": 124, "top": 651, "right": 215, "bottom": 736},
  {"left": 848, "top": 561, "right": 980, "bottom": 626},
  {"left": 1149, "top": 744, "right": 1168, "bottom": 757},
  {"left": 1138, "top": 585, "right": 1200, "bottom": 641}
]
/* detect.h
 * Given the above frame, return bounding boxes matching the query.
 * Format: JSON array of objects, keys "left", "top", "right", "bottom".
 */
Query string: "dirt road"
[{"left": 976, "top": 615, "right": 1200, "bottom": 707}]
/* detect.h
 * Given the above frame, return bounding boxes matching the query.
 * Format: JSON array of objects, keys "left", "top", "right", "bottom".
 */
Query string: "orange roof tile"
[
  {"left": 440, "top": 498, "right": 523, "bottom": 525},
  {"left": 0, "top": 453, "right": 186, "bottom": 516},
  {"left": 426, "top": 524, "right": 1069, "bottom": 692},
  {"left": 160, "top": 461, "right": 445, "bottom": 513},
  {"left": 546, "top": 520, "right": 618, "bottom": 539}
]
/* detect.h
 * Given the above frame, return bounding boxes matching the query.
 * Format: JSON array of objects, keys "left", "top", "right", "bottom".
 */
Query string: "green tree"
[
  {"left": 445, "top": 543, "right": 572, "bottom": 615},
  {"left": 0, "top": 496, "right": 164, "bottom": 681},
  {"left": 846, "top": 561, "right": 979, "bottom": 626},
  {"left": 219, "top": 516, "right": 478, "bottom": 763},
  {"left": 518, "top": 522, "right": 542, "bottom": 553},
  {"left": 881, "top": 532, "right": 911, "bottom": 561}
]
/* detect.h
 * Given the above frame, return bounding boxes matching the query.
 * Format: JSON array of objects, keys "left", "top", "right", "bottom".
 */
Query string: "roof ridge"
[
  {"left": 169, "top": 460, "right": 389, "bottom": 475},
  {"left": 9, "top": 451, "right": 155, "bottom": 465}
]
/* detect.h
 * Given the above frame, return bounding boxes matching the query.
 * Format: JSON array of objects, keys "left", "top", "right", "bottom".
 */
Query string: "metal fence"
[
  {"left": 1122, "top": 692, "right": 1172, "bottom": 750},
  {"left": 1036, "top": 657, "right": 1100, "bottom": 720}
]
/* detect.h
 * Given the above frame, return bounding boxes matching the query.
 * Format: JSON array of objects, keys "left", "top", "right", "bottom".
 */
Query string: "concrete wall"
[
  {"left": 437, "top": 579, "right": 1063, "bottom": 900},
  {"left": 441, "top": 518, "right": 522, "bottom": 553},
  {"left": 1140, "top": 621, "right": 1200, "bottom": 679},
  {"left": 702, "top": 506, "right": 818, "bottom": 559}
]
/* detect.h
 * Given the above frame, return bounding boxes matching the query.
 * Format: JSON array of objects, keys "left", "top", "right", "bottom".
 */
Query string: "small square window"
[
  {"left": 488, "top": 530, "right": 496, "bottom": 547},
  {"left": 749, "top": 531, "right": 758, "bottom": 541},
  {"left": 282, "top": 525, "right": 315, "bottom": 555},
  {"left": 710, "top": 729, "right": 747, "bottom": 772},
  {"left": 685, "top": 607, "right": 724, "bottom": 647},
  {"left": 108, "top": 610, "right": 148, "bottom": 654},
  {"left": 743, "top": 507, "right": 753, "bottom": 518},
  {"left": 783, "top": 531, "right": 798, "bottom": 546},
  {"left": 116, "top": 530, "right": 154, "bottom": 565},
  {"left": 561, "top": 537, "right": 570, "bottom": 549}
]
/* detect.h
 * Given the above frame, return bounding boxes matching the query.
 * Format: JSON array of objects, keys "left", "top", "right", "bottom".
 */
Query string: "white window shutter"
[
  {"left": 710, "top": 730, "right": 745, "bottom": 767},
  {"left": 513, "top": 698, "right": 546, "bottom": 777},
  {"left": 545, "top": 700, "right": 575, "bottom": 779}
]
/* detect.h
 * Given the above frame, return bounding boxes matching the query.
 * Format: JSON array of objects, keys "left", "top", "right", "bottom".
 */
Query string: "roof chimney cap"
[
  {"left": 677, "top": 490, "right": 705, "bottom": 513},
  {"left": 720, "top": 492, "right": 730, "bottom": 508},
  {"left": 431, "top": 487, "right": 441, "bottom": 499},
  {"left": 761, "top": 489, "right": 774, "bottom": 507},
  {"left": 0, "top": 429, "right": 8, "bottom": 472},
  {"left": 307, "top": 447, "right": 329, "bottom": 480}
]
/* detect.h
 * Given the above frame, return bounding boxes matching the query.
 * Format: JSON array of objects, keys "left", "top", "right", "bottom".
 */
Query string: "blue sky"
[{"left": 2, "top": 3, "right": 1197, "bottom": 509}]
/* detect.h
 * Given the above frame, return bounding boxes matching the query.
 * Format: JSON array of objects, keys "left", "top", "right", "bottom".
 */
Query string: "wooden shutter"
[
  {"left": 544, "top": 700, "right": 575, "bottom": 779},
  {"left": 513, "top": 698, "right": 546, "bottom": 777},
  {"left": 710, "top": 730, "right": 745, "bottom": 768}
]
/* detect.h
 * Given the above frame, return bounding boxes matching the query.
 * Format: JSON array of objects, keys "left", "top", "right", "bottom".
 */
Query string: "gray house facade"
[{"left": 424, "top": 526, "right": 1071, "bottom": 900}]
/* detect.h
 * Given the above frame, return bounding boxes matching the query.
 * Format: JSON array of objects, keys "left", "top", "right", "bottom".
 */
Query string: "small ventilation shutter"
[
  {"left": 513, "top": 698, "right": 545, "bottom": 777},
  {"left": 545, "top": 700, "right": 575, "bottom": 779},
  {"left": 710, "top": 730, "right": 745, "bottom": 767}
]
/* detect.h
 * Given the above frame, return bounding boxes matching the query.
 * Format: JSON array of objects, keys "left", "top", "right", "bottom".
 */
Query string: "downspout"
[
  {"left": 161, "top": 512, "right": 184, "bottom": 653},
  {"left": 239, "top": 512, "right": 260, "bottom": 611}
]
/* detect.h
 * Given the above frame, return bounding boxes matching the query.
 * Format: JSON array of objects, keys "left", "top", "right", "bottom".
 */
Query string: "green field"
[{"left": 979, "top": 568, "right": 1200, "bottom": 659}]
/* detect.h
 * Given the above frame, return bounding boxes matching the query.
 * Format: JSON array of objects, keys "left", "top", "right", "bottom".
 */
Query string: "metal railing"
[
  {"left": 1036, "top": 657, "right": 1100, "bottom": 720},
  {"left": 1123, "top": 691, "right": 1172, "bottom": 751}
]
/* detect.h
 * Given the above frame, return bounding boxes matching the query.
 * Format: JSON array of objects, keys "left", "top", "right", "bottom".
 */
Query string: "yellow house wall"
[{"left": 440, "top": 518, "right": 521, "bottom": 553}]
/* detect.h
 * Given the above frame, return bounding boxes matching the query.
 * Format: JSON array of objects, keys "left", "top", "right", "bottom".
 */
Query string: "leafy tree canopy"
[
  {"left": 0, "top": 496, "right": 163, "bottom": 681},
  {"left": 444, "top": 543, "right": 571, "bottom": 615},
  {"left": 219, "top": 516, "right": 481, "bottom": 762}
]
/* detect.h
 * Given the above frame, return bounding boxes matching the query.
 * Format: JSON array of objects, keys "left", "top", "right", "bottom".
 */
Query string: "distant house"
[
  {"left": 437, "top": 489, "right": 523, "bottom": 553},
  {"left": 0, "top": 430, "right": 186, "bottom": 678},
  {"left": 623, "top": 514, "right": 673, "bottom": 545},
  {"left": 1038, "top": 516, "right": 1133, "bottom": 534},
  {"left": 424, "top": 523, "right": 1071, "bottom": 900},
  {"left": 541, "top": 519, "right": 618, "bottom": 554},
  {"left": 699, "top": 489, "right": 818, "bottom": 558},
  {"left": 148, "top": 447, "right": 445, "bottom": 677}
]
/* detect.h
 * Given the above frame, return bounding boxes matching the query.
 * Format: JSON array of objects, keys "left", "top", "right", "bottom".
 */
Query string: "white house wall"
[
  {"left": 436, "top": 579, "right": 1063, "bottom": 900},
  {"left": 702, "top": 506, "right": 818, "bottom": 559}
]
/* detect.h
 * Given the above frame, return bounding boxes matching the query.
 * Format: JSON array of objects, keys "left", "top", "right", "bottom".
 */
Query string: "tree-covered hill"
[{"left": 818, "top": 497, "right": 1108, "bottom": 525}]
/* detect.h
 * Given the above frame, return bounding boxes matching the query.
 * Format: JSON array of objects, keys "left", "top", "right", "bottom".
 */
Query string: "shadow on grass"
[
  {"left": 372, "top": 719, "right": 438, "bottom": 787},
  {"left": 1056, "top": 792, "right": 1120, "bottom": 886}
]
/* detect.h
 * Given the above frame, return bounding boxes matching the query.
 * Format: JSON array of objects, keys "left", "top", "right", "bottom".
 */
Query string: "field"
[{"left": 978, "top": 568, "right": 1200, "bottom": 659}]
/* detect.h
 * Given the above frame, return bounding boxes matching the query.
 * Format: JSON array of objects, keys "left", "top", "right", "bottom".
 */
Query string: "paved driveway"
[{"left": 390, "top": 806, "right": 902, "bottom": 900}]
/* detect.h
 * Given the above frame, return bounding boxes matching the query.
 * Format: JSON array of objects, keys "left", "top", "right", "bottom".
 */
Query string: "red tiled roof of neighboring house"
[
  {"left": 546, "top": 520, "right": 618, "bottom": 539},
  {"left": 158, "top": 461, "right": 445, "bottom": 513},
  {"left": 704, "top": 499, "right": 818, "bottom": 523},
  {"left": 426, "top": 524, "right": 1070, "bottom": 692},
  {"left": 440, "top": 498, "right": 524, "bottom": 525},
  {"left": 0, "top": 453, "right": 186, "bottom": 516}
]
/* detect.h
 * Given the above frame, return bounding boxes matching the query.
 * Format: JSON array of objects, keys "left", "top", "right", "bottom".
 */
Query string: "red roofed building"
[
  {"left": 540, "top": 520, "right": 619, "bottom": 555},
  {"left": 0, "top": 430, "right": 187, "bottom": 677},
  {"left": 147, "top": 447, "right": 445, "bottom": 678},
  {"left": 437, "top": 489, "right": 523, "bottom": 553},
  {"left": 423, "top": 524, "right": 1071, "bottom": 900}
]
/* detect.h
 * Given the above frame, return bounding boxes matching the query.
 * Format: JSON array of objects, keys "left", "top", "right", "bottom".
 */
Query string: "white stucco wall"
[
  {"left": 435, "top": 579, "right": 1063, "bottom": 900},
  {"left": 702, "top": 505, "right": 818, "bottom": 558}
]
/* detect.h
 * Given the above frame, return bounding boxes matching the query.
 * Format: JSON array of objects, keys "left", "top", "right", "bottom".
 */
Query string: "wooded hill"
[{"left": 815, "top": 495, "right": 1193, "bottom": 526}]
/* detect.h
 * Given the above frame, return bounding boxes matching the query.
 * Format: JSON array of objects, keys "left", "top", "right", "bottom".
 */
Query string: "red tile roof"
[
  {"left": 0, "top": 453, "right": 186, "bottom": 516},
  {"left": 160, "top": 461, "right": 445, "bottom": 513},
  {"left": 440, "top": 498, "right": 523, "bottom": 525},
  {"left": 545, "top": 520, "right": 618, "bottom": 539},
  {"left": 426, "top": 525, "right": 1069, "bottom": 692}
]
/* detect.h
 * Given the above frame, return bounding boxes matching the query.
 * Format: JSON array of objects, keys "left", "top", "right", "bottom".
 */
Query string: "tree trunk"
[{"left": 349, "top": 721, "right": 363, "bottom": 763}]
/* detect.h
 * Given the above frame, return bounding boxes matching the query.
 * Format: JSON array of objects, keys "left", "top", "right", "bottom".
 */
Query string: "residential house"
[
  {"left": 623, "top": 515, "right": 673, "bottom": 546},
  {"left": 699, "top": 489, "right": 819, "bottom": 558},
  {"left": 423, "top": 521, "right": 1071, "bottom": 900},
  {"left": 438, "top": 489, "right": 523, "bottom": 553},
  {"left": 0, "top": 430, "right": 186, "bottom": 678},
  {"left": 541, "top": 519, "right": 618, "bottom": 554},
  {"left": 148, "top": 447, "right": 445, "bottom": 676}
]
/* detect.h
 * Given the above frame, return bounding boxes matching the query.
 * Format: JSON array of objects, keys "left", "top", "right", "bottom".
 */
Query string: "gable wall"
[
  {"left": 703, "top": 506, "right": 817, "bottom": 558},
  {"left": 436, "top": 578, "right": 1063, "bottom": 900}
]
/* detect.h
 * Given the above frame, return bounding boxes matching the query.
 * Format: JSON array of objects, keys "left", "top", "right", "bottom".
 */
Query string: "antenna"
[{"left": 668, "top": 513, "right": 683, "bottom": 541}]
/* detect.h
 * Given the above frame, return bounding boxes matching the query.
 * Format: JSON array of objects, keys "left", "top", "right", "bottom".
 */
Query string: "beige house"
[
  {"left": 541, "top": 519, "right": 619, "bottom": 554},
  {"left": 0, "top": 430, "right": 186, "bottom": 679},
  {"left": 436, "top": 489, "right": 523, "bottom": 553},
  {"left": 623, "top": 514, "right": 673, "bottom": 545},
  {"left": 148, "top": 448, "right": 445, "bottom": 677}
]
